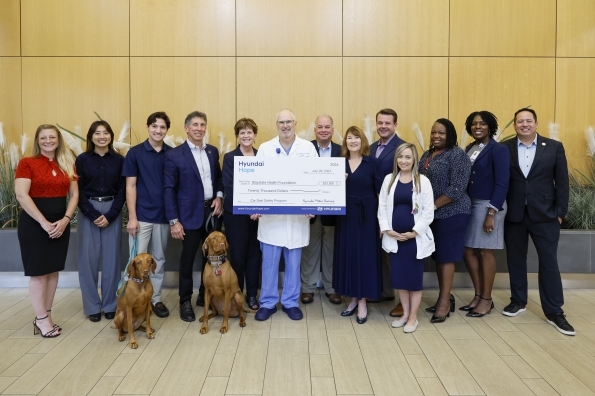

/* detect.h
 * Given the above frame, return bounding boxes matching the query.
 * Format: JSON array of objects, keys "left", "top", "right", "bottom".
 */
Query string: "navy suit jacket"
[
  {"left": 370, "top": 134, "right": 405, "bottom": 176},
  {"left": 164, "top": 141, "right": 223, "bottom": 230},
  {"left": 311, "top": 140, "right": 342, "bottom": 226},
  {"left": 502, "top": 134, "right": 569, "bottom": 223},
  {"left": 222, "top": 145, "right": 257, "bottom": 214},
  {"left": 465, "top": 138, "right": 510, "bottom": 210}
]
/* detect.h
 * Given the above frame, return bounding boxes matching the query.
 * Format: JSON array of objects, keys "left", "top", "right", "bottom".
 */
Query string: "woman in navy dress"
[
  {"left": 419, "top": 119, "right": 471, "bottom": 323},
  {"left": 461, "top": 111, "right": 509, "bottom": 317},
  {"left": 378, "top": 143, "right": 434, "bottom": 333},
  {"left": 332, "top": 126, "right": 383, "bottom": 324},
  {"left": 222, "top": 118, "right": 261, "bottom": 310}
]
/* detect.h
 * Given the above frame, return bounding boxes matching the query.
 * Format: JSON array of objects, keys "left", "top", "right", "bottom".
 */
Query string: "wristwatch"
[{"left": 169, "top": 219, "right": 178, "bottom": 226}]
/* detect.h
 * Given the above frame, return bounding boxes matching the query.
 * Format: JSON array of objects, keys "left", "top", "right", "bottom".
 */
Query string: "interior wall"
[{"left": 1, "top": 0, "right": 594, "bottom": 172}]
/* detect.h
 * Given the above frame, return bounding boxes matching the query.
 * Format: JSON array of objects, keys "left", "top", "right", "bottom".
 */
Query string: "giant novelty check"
[{"left": 233, "top": 157, "right": 346, "bottom": 215}]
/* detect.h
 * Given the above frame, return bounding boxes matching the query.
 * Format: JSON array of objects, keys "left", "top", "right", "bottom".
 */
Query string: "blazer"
[
  {"left": 222, "top": 145, "right": 257, "bottom": 214},
  {"left": 164, "top": 141, "right": 223, "bottom": 230},
  {"left": 310, "top": 139, "right": 342, "bottom": 226},
  {"left": 465, "top": 138, "right": 510, "bottom": 210},
  {"left": 377, "top": 173, "right": 435, "bottom": 259},
  {"left": 370, "top": 134, "right": 406, "bottom": 176},
  {"left": 502, "top": 134, "right": 569, "bottom": 223}
]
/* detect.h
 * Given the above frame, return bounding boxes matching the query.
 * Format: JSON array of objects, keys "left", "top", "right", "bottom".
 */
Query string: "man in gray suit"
[{"left": 300, "top": 115, "right": 342, "bottom": 305}]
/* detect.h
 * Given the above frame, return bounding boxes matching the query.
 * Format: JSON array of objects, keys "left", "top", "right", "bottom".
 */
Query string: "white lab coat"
[
  {"left": 256, "top": 136, "right": 319, "bottom": 248},
  {"left": 377, "top": 173, "right": 435, "bottom": 258}
]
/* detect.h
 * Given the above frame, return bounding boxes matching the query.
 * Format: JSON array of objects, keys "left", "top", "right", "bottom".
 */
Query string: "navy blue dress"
[
  {"left": 390, "top": 180, "right": 424, "bottom": 291},
  {"left": 332, "top": 156, "right": 383, "bottom": 300}
]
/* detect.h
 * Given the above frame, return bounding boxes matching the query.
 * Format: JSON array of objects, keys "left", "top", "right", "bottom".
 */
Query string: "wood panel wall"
[{"left": 1, "top": 0, "right": 594, "bottom": 172}]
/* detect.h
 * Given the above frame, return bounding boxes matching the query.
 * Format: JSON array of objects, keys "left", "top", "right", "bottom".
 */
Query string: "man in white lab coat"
[{"left": 250, "top": 109, "right": 318, "bottom": 321}]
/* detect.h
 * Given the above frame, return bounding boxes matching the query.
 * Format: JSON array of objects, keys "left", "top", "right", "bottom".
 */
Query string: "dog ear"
[
  {"left": 151, "top": 257, "right": 156, "bottom": 274},
  {"left": 224, "top": 238, "right": 229, "bottom": 251},
  {"left": 127, "top": 260, "right": 135, "bottom": 276},
  {"left": 202, "top": 239, "right": 209, "bottom": 255}
]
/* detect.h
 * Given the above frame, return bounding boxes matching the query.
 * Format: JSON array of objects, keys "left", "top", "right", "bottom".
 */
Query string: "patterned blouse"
[
  {"left": 419, "top": 146, "right": 471, "bottom": 219},
  {"left": 15, "top": 156, "right": 72, "bottom": 198}
]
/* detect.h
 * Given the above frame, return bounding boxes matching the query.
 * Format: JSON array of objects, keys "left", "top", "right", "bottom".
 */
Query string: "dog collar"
[
  {"left": 207, "top": 254, "right": 226, "bottom": 266},
  {"left": 131, "top": 277, "right": 145, "bottom": 283}
]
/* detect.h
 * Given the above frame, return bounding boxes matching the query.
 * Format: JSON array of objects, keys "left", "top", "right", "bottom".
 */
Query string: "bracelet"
[
  {"left": 64, "top": 215, "right": 72, "bottom": 220},
  {"left": 487, "top": 212, "right": 495, "bottom": 216}
]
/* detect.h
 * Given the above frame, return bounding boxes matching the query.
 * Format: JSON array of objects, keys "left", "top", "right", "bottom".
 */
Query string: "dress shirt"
[
  {"left": 76, "top": 150, "right": 126, "bottom": 222},
  {"left": 187, "top": 139, "right": 223, "bottom": 200},
  {"left": 317, "top": 143, "right": 332, "bottom": 158},
  {"left": 375, "top": 134, "right": 396, "bottom": 158},
  {"left": 517, "top": 136, "right": 537, "bottom": 178}
]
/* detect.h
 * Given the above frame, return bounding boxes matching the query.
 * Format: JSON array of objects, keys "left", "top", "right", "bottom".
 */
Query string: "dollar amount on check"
[{"left": 233, "top": 157, "right": 346, "bottom": 215}]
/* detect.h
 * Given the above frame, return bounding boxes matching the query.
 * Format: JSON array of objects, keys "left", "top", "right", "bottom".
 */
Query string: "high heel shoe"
[
  {"left": 430, "top": 311, "right": 450, "bottom": 323},
  {"left": 47, "top": 309, "right": 62, "bottom": 331},
  {"left": 341, "top": 306, "right": 357, "bottom": 317},
  {"left": 459, "top": 295, "right": 480, "bottom": 311},
  {"left": 33, "top": 315, "right": 60, "bottom": 338},
  {"left": 466, "top": 297, "right": 494, "bottom": 318},
  {"left": 426, "top": 294, "right": 455, "bottom": 313}
]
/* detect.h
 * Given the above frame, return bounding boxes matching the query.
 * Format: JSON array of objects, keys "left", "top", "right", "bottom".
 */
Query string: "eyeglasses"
[{"left": 277, "top": 120, "right": 294, "bottom": 126}]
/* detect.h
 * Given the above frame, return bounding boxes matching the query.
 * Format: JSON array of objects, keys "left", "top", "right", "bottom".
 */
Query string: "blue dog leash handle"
[{"left": 116, "top": 236, "right": 138, "bottom": 297}]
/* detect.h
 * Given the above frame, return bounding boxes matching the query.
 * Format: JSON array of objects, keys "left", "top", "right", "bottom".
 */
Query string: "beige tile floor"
[{"left": 1, "top": 287, "right": 595, "bottom": 395}]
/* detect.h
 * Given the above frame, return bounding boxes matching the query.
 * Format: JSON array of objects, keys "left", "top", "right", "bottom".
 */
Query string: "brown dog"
[
  {"left": 114, "top": 253, "right": 156, "bottom": 349},
  {"left": 200, "top": 231, "right": 247, "bottom": 334}
]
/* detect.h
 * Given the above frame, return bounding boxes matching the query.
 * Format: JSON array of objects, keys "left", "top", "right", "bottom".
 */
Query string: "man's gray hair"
[
  {"left": 315, "top": 114, "right": 334, "bottom": 126},
  {"left": 185, "top": 111, "right": 207, "bottom": 126},
  {"left": 276, "top": 108, "right": 296, "bottom": 122}
]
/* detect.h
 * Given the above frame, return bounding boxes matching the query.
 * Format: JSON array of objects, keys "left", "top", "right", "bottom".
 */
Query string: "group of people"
[{"left": 14, "top": 106, "right": 575, "bottom": 338}]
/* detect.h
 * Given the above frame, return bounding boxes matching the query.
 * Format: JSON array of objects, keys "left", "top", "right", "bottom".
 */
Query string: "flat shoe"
[
  {"left": 282, "top": 306, "right": 303, "bottom": 320},
  {"left": 391, "top": 317, "right": 408, "bottom": 328},
  {"left": 88, "top": 313, "right": 101, "bottom": 322},
  {"left": 341, "top": 306, "right": 357, "bottom": 317},
  {"left": 255, "top": 306, "right": 277, "bottom": 321},
  {"left": 247, "top": 296, "right": 260, "bottom": 311},
  {"left": 300, "top": 293, "right": 314, "bottom": 304},
  {"left": 104, "top": 312, "right": 116, "bottom": 320},
  {"left": 326, "top": 293, "right": 342, "bottom": 305},
  {"left": 404, "top": 320, "right": 418, "bottom": 333}
]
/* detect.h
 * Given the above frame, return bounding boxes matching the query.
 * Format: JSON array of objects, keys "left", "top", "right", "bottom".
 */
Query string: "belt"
[
  {"left": 89, "top": 196, "right": 114, "bottom": 202},
  {"left": 203, "top": 199, "right": 213, "bottom": 207}
]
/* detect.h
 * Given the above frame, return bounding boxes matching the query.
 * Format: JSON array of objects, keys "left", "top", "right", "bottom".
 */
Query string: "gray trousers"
[
  {"left": 300, "top": 216, "right": 335, "bottom": 294},
  {"left": 129, "top": 222, "right": 169, "bottom": 304},
  {"left": 78, "top": 200, "right": 122, "bottom": 315}
]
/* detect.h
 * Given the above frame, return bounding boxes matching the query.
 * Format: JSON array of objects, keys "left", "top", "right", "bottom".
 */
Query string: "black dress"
[
  {"left": 389, "top": 180, "right": 424, "bottom": 291},
  {"left": 332, "top": 156, "right": 383, "bottom": 300}
]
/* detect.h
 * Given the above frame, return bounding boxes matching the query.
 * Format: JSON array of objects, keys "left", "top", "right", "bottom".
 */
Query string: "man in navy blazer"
[
  {"left": 369, "top": 108, "right": 405, "bottom": 315},
  {"left": 300, "top": 115, "right": 343, "bottom": 305},
  {"left": 502, "top": 108, "right": 574, "bottom": 336},
  {"left": 164, "top": 111, "right": 223, "bottom": 322}
]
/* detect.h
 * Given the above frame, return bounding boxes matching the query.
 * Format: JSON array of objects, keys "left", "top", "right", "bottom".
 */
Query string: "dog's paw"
[
  {"left": 240, "top": 319, "right": 246, "bottom": 327},
  {"left": 220, "top": 326, "right": 228, "bottom": 334},
  {"left": 200, "top": 325, "right": 209, "bottom": 334},
  {"left": 118, "top": 335, "right": 126, "bottom": 342},
  {"left": 199, "top": 317, "right": 204, "bottom": 322},
  {"left": 147, "top": 331, "right": 155, "bottom": 339},
  {"left": 130, "top": 341, "right": 138, "bottom": 349}
]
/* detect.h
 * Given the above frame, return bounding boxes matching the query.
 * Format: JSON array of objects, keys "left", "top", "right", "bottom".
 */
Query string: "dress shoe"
[
  {"left": 391, "top": 317, "right": 408, "bottom": 328},
  {"left": 546, "top": 313, "right": 575, "bottom": 336},
  {"left": 282, "top": 306, "right": 304, "bottom": 320},
  {"left": 403, "top": 320, "right": 419, "bottom": 333},
  {"left": 88, "top": 313, "right": 101, "bottom": 322},
  {"left": 356, "top": 314, "right": 368, "bottom": 324},
  {"left": 430, "top": 311, "right": 450, "bottom": 323},
  {"left": 255, "top": 306, "right": 277, "bottom": 321},
  {"left": 300, "top": 293, "right": 314, "bottom": 304},
  {"left": 426, "top": 294, "right": 455, "bottom": 313},
  {"left": 104, "top": 312, "right": 116, "bottom": 320},
  {"left": 389, "top": 303, "right": 404, "bottom": 317},
  {"left": 466, "top": 297, "right": 494, "bottom": 318},
  {"left": 366, "top": 295, "right": 395, "bottom": 303},
  {"left": 196, "top": 293, "right": 205, "bottom": 307},
  {"left": 502, "top": 301, "right": 526, "bottom": 317},
  {"left": 326, "top": 293, "right": 342, "bottom": 305},
  {"left": 247, "top": 296, "right": 260, "bottom": 311},
  {"left": 459, "top": 294, "right": 480, "bottom": 311},
  {"left": 179, "top": 300, "right": 196, "bottom": 322},
  {"left": 152, "top": 302, "right": 170, "bottom": 318},
  {"left": 341, "top": 306, "right": 357, "bottom": 316}
]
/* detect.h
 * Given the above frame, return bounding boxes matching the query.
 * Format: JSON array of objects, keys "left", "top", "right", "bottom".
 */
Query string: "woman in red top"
[{"left": 15, "top": 124, "right": 78, "bottom": 338}]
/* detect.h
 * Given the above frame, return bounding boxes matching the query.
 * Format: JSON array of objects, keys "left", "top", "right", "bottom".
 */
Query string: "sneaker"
[
  {"left": 152, "top": 302, "right": 170, "bottom": 318},
  {"left": 502, "top": 301, "right": 526, "bottom": 317},
  {"left": 547, "top": 313, "right": 575, "bottom": 336}
]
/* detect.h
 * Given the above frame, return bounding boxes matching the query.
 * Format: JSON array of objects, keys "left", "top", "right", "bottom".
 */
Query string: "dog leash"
[{"left": 116, "top": 236, "right": 138, "bottom": 298}]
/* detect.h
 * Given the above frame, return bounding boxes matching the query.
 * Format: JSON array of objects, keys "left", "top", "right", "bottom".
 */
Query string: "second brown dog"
[{"left": 200, "top": 231, "right": 247, "bottom": 334}]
